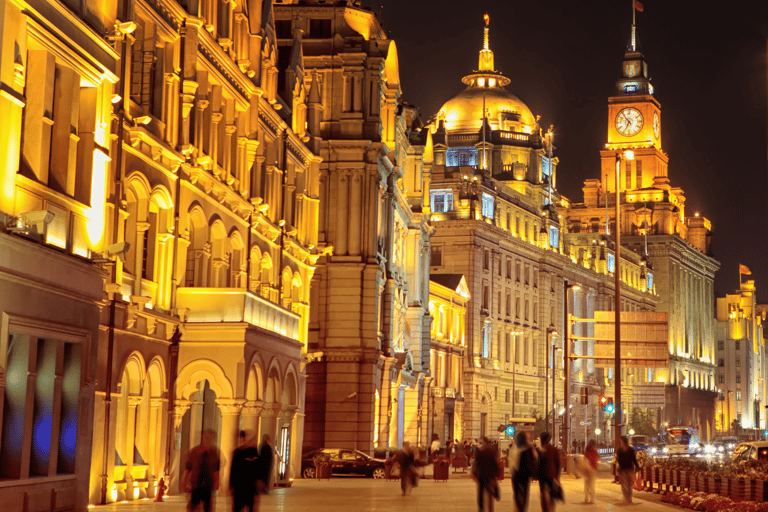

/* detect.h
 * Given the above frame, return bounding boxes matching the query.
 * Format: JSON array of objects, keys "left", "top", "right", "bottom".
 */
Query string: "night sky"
[{"left": 379, "top": 0, "right": 768, "bottom": 298}]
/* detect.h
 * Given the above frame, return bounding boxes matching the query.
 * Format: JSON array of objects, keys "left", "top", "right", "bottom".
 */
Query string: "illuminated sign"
[{"left": 624, "top": 84, "right": 638, "bottom": 93}]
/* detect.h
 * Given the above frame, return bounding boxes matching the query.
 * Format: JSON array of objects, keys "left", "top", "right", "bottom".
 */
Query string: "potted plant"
[{"left": 313, "top": 451, "right": 332, "bottom": 480}]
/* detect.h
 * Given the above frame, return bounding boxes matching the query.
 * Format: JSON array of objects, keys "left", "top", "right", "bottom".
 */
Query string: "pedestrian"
[
  {"left": 182, "top": 429, "right": 221, "bottom": 512},
  {"left": 537, "top": 432, "right": 562, "bottom": 512},
  {"left": 396, "top": 441, "right": 418, "bottom": 496},
  {"left": 230, "top": 430, "right": 260, "bottom": 512},
  {"left": 430, "top": 433, "right": 441, "bottom": 462},
  {"left": 583, "top": 439, "right": 599, "bottom": 503},
  {"left": 509, "top": 431, "right": 537, "bottom": 512},
  {"left": 256, "top": 434, "right": 274, "bottom": 495},
  {"left": 616, "top": 435, "right": 641, "bottom": 504},
  {"left": 472, "top": 437, "right": 499, "bottom": 512}
]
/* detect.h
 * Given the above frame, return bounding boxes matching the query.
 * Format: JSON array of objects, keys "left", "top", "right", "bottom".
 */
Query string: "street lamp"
[
  {"left": 545, "top": 327, "right": 558, "bottom": 434},
  {"left": 564, "top": 280, "right": 581, "bottom": 454},
  {"left": 614, "top": 149, "right": 634, "bottom": 449}
]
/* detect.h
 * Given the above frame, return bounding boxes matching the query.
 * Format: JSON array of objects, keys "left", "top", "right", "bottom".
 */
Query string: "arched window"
[
  {"left": 260, "top": 253, "right": 273, "bottom": 298},
  {"left": 249, "top": 247, "right": 261, "bottom": 293}
]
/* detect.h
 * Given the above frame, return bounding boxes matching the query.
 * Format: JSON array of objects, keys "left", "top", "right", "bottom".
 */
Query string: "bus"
[{"left": 665, "top": 426, "right": 701, "bottom": 456}]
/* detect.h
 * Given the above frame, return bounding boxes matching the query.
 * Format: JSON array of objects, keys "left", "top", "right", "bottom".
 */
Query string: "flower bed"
[{"left": 661, "top": 491, "right": 768, "bottom": 512}]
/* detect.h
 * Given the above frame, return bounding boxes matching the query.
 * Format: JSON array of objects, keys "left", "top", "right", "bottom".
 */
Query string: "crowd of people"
[{"left": 181, "top": 429, "right": 641, "bottom": 512}]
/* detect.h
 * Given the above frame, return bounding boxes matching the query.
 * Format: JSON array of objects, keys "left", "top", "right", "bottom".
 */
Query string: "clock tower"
[{"left": 601, "top": 32, "right": 668, "bottom": 196}]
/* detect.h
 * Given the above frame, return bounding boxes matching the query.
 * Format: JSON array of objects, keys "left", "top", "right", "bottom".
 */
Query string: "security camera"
[
  {"left": 134, "top": 116, "right": 152, "bottom": 125},
  {"left": 116, "top": 21, "right": 137, "bottom": 34},
  {"left": 20, "top": 210, "right": 55, "bottom": 233},
  {"left": 105, "top": 241, "right": 130, "bottom": 263}
]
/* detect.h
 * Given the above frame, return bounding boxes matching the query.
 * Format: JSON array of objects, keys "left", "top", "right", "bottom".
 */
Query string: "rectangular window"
[
  {"left": 481, "top": 193, "right": 495, "bottom": 218},
  {"left": 607, "top": 253, "right": 615, "bottom": 274},
  {"left": 430, "top": 189, "right": 454, "bottom": 213},
  {"left": 506, "top": 212, "right": 511, "bottom": 231},
  {"left": 533, "top": 303, "right": 538, "bottom": 323},
  {"left": 1, "top": 331, "right": 82, "bottom": 479},
  {"left": 515, "top": 261, "right": 521, "bottom": 282},
  {"left": 515, "top": 216, "right": 520, "bottom": 236},
  {"left": 736, "top": 374, "right": 741, "bottom": 383},
  {"left": 532, "top": 392, "right": 537, "bottom": 405},
  {"left": 524, "top": 391, "right": 529, "bottom": 404},
  {"left": 308, "top": 18, "right": 332, "bottom": 38},
  {"left": 524, "top": 299, "right": 529, "bottom": 321},
  {"left": 505, "top": 333, "right": 511, "bottom": 363},
  {"left": 636, "top": 160, "right": 643, "bottom": 189},
  {"left": 482, "top": 322, "right": 491, "bottom": 358},
  {"left": 549, "top": 226, "right": 559, "bottom": 249},
  {"left": 506, "top": 258, "right": 512, "bottom": 279},
  {"left": 525, "top": 264, "right": 530, "bottom": 285},
  {"left": 484, "top": 249, "right": 490, "bottom": 271},
  {"left": 482, "top": 283, "right": 489, "bottom": 310},
  {"left": 431, "top": 246, "right": 442, "bottom": 266},
  {"left": 736, "top": 358, "right": 740, "bottom": 367},
  {"left": 515, "top": 335, "right": 520, "bottom": 364},
  {"left": 524, "top": 335, "right": 529, "bottom": 365},
  {"left": 736, "top": 391, "right": 742, "bottom": 401},
  {"left": 533, "top": 269, "right": 538, "bottom": 288},
  {"left": 505, "top": 292, "right": 511, "bottom": 317},
  {"left": 735, "top": 341, "right": 740, "bottom": 350},
  {"left": 514, "top": 390, "right": 519, "bottom": 404},
  {"left": 275, "top": 19, "right": 292, "bottom": 38},
  {"left": 497, "top": 291, "right": 501, "bottom": 314},
  {"left": 719, "top": 374, "right": 724, "bottom": 384},
  {"left": 625, "top": 160, "right": 632, "bottom": 189},
  {"left": 505, "top": 389, "right": 510, "bottom": 402},
  {"left": 515, "top": 297, "right": 520, "bottom": 319}
]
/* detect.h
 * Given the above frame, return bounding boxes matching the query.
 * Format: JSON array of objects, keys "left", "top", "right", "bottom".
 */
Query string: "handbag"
[{"left": 551, "top": 479, "right": 565, "bottom": 503}]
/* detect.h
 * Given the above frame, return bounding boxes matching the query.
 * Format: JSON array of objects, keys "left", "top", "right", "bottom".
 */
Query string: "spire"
[
  {"left": 478, "top": 13, "right": 494, "bottom": 72},
  {"left": 423, "top": 130, "right": 434, "bottom": 164}
]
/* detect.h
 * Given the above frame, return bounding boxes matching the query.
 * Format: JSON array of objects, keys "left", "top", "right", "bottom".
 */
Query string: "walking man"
[
  {"left": 537, "top": 432, "right": 561, "bottom": 512},
  {"left": 472, "top": 437, "right": 499, "bottom": 512},
  {"left": 230, "top": 430, "right": 260, "bottom": 512},
  {"left": 617, "top": 435, "right": 641, "bottom": 504},
  {"left": 182, "top": 429, "right": 221, "bottom": 512}
]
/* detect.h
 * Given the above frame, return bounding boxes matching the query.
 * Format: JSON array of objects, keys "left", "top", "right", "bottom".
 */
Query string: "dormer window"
[
  {"left": 478, "top": 78, "right": 486, "bottom": 87},
  {"left": 489, "top": 78, "right": 496, "bottom": 87}
]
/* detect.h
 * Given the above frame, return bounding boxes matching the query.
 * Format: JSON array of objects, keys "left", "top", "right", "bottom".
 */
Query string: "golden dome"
[
  {"left": 435, "top": 14, "right": 536, "bottom": 134},
  {"left": 437, "top": 85, "right": 536, "bottom": 133}
]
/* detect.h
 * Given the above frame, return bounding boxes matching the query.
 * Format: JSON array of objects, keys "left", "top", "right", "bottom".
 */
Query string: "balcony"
[{"left": 176, "top": 288, "right": 300, "bottom": 341}]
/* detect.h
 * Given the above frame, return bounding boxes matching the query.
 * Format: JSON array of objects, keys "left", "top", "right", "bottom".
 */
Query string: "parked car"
[
  {"left": 301, "top": 448, "right": 387, "bottom": 479},
  {"left": 731, "top": 441, "right": 768, "bottom": 462}
]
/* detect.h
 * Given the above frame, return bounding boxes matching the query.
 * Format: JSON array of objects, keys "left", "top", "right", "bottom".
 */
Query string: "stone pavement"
[{"left": 93, "top": 472, "right": 675, "bottom": 512}]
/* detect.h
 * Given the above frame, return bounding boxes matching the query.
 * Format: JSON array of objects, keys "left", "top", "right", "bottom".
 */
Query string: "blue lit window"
[
  {"left": 624, "top": 84, "right": 638, "bottom": 93},
  {"left": 646, "top": 272, "right": 653, "bottom": 290},
  {"left": 430, "top": 189, "right": 454, "bottom": 213},
  {"left": 607, "top": 254, "right": 615, "bottom": 273},
  {"left": 481, "top": 193, "right": 495, "bottom": 219},
  {"left": 446, "top": 147, "right": 478, "bottom": 167},
  {"left": 549, "top": 226, "right": 559, "bottom": 249},
  {"left": 482, "top": 322, "right": 491, "bottom": 358}
]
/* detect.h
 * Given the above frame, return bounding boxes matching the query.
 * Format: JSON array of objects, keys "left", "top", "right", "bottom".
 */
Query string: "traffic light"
[
  {"left": 599, "top": 393, "right": 607, "bottom": 407},
  {"left": 581, "top": 388, "right": 589, "bottom": 405},
  {"left": 506, "top": 425, "right": 515, "bottom": 437},
  {"left": 604, "top": 398, "right": 615, "bottom": 414}
]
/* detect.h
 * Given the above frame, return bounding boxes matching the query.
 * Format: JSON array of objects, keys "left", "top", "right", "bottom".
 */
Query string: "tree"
[
  {"left": 529, "top": 409, "right": 546, "bottom": 439},
  {"left": 628, "top": 407, "right": 656, "bottom": 438}
]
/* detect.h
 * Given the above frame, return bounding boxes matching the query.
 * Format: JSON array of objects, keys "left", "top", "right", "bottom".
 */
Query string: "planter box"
[
  {"left": 698, "top": 474, "right": 708, "bottom": 494},
  {"left": 644, "top": 466, "right": 653, "bottom": 492},
  {"left": 707, "top": 477, "right": 721, "bottom": 497},
  {"left": 752, "top": 479, "right": 768, "bottom": 502},
  {"left": 433, "top": 463, "right": 449, "bottom": 482},
  {"left": 315, "top": 464, "right": 332, "bottom": 480},
  {"left": 672, "top": 469, "right": 680, "bottom": 490},
  {"left": 679, "top": 471, "right": 690, "bottom": 491},
  {"left": 690, "top": 472, "right": 699, "bottom": 492},
  {"left": 727, "top": 478, "right": 746, "bottom": 501}
]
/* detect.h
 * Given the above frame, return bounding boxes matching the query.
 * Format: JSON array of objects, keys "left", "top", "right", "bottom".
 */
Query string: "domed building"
[{"left": 424, "top": 15, "right": 660, "bottom": 445}]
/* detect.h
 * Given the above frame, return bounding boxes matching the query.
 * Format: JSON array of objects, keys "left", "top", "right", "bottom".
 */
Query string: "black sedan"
[{"left": 301, "top": 448, "right": 387, "bottom": 479}]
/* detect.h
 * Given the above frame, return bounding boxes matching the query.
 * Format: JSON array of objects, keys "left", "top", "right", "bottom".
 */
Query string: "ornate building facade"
[
  {"left": 0, "top": 0, "right": 322, "bottom": 508},
  {"left": 715, "top": 277, "right": 768, "bottom": 434},
  {"left": 423, "top": 17, "right": 659, "bottom": 444},
  {"left": 565, "top": 24, "right": 720, "bottom": 437},
  {"left": 273, "top": 1, "right": 433, "bottom": 454}
]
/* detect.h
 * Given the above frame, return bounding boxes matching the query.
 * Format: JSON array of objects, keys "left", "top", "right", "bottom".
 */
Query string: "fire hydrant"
[{"left": 154, "top": 478, "right": 167, "bottom": 502}]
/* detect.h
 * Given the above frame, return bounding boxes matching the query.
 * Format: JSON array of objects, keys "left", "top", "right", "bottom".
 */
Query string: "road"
[{"left": 94, "top": 470, "right": 676, "bottom": 512}]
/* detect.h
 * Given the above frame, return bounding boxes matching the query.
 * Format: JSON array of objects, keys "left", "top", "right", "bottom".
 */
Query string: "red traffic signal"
[{"left": 599, "top": 394, "right": 607, "bottom": 406}]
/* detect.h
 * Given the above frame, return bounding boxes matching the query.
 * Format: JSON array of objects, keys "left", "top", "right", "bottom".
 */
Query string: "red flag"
[
  {"left": 634, "top": 0, "right": 644, "bottom": 12},
  {"left": 740, "top": 264, "right": 752, "bottom": 275}
]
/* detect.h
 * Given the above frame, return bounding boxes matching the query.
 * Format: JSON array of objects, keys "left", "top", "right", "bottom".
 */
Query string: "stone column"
[
  {"left": 349, "top": 171, "right": 362, "bottom": 256},
  {"left": 168, "top": 400, "right": 190, "bottom": 494},
  {"left": 216, "top": 399, "right": 244, "bottom": 494},
  {"left": 148, "top": 398, "right": 166, "bottom": 494},
  {"left": 134, "top": 221, "right": 151, "bottom": 295},
  {"left": 210, "top": 111, "right": 223, "bottom": 176},
  {"left": 194, "top": 99, "right": 209, "bottom": 157},
  {"left": 125, "top": 396, "right": 142, "bottom": 500},
  {"left": 353, "top": 73, "right": 363, "bottom": 113},
  {"left": 336, "top": 171, "right": 349, "bottom": 255},
  {"left": 342, "top": 74, "right": 352, "bottom": 112},
  {"left": 241, "top": 400, "right": 264, "bottom": 439},
  {"left": 224, "top": 124, "right": 237, "bottom": 185}
]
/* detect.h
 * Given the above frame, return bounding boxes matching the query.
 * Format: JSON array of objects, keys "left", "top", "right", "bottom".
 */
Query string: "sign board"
[
  {"left": 580, "top": 421, "right": 591, "bottom": 426},
  {"left": 592, "top": 311, "right": 669, "bottom": 368}
]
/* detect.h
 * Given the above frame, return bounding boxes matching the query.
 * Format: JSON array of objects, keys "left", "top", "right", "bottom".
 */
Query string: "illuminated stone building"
[
  {"left": 273, "top": 1, "right": 433, "bottom": 454},
  {"left": 715, "top": 277, "right": 768, "bottom": 433},
  {"left": 0, "top": 0, "right": 320, "bottom": 508},
  {"left": 565, "top": 25, "right": 720, "bottom": 437},
  {"left": 428, "top": 275, "right": 470, "bottom": 442},
  {"left": 424, "top": 17, "right": 658, "bottom": 443}
]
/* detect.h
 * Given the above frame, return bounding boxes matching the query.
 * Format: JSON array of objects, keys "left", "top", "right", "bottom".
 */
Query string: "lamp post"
[
  {"left": 613, "top": 149, "right": 634, "bottom": 450},
  {"left": 545, "top": 328, "right": 558, "bottom": 434},
  {"left": 563, "top": 280, "right": 580, "bottom": 454}
]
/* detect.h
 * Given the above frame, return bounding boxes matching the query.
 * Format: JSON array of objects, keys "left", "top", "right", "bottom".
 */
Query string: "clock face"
[
  {"left": 653, "top": 112, "right": 660, "bottom": 139},
  {"left": 615, "top": 107, "right": 644, "bottom": 137}
]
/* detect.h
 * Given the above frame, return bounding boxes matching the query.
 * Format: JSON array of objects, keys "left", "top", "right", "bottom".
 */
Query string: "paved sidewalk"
[{"left": 93, "top": 473, "right": 676, "bottom": 512}]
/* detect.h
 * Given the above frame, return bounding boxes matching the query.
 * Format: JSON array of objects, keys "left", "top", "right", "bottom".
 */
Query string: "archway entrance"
[{"left": 179, "top": 380, "right": 221, "bottom": 472}]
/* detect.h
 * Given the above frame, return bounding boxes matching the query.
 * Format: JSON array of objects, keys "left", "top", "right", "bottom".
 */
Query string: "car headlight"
[
  {"left": 704, "top": 444, "right": 715, "bottom": 454},
  {"left": 663, "top": 447, "right": 669, "bottom": 453},
  {"left": 650, "top": 447, "right": 656, "bottom": 454},
  {"left": 717, "top": 446, "right": 724, "bottom": 452}
]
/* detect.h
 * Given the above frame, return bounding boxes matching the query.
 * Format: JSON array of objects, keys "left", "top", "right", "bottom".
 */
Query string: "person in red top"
[
  {"left": 536, "top": 432, "right": 562, "bottom": 512},
  {"left": 182, "top": 429, "right": 221, "bottom": 512},
  {"left": 583, "top": 439, "right": 599, "bottom": 503}
]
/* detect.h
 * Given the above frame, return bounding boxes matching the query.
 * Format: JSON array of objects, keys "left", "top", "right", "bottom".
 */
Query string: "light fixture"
[
  {"left": 111, "top": 94, "right": 122, "bottom": 104},
  {"left": 134, "top": 116, "right": 152, "bottom": 125}
]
